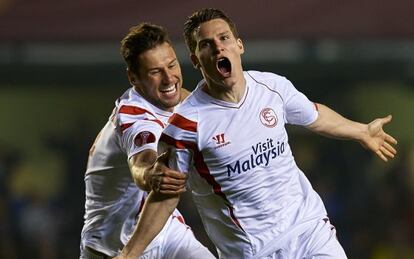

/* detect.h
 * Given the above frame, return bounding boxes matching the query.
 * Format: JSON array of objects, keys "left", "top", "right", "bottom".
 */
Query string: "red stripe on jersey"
[
  {"left": 227, "top": 204, "right": 244, "bottom": 231},
  {"left": 144, "top": 118, "right": 164, "bottom": 129},
  {"left": 193, "top": 149, "right": 226, "bottom": 199},
  {"left": 168, "top": 113, "right": 197, "bottom": 132},
  {"left": 161, "top": 125, "right": 244, "bottom": 231},
  {"left": 193, "top": 148, "right": 245, "bottom": 232},
  {"left": 172, "top": 215, "right": 185, "bottom": 224},
  {"left": 120, "top": 122, "right": 134, "bottom": 132},
  {"left": 314, "top": 102, "right": 319, "bottom": 111},
  {"left": 119, "top": 105, "right": 156, "bottom": 117},
  {"left": 159, "top": 133, "right": 197, "bottom": 150}
]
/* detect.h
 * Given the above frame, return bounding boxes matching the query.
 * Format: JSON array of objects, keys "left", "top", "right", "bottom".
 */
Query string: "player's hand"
[
  {"left": 146, "top": 150, "right": 187, "bottom": 194},
  {"left": 360, "top": 115, "right": 397, "bottom": 162}
]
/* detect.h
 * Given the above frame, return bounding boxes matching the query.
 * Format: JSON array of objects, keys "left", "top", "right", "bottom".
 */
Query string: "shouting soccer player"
[{"left": 119, "top": 9, "right": 397, "bottom": 259}]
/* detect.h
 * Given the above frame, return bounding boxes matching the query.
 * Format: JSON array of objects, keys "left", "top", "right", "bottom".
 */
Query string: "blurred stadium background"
[{"left": 0, "top": 1, "right": 413, "bottom": 258}]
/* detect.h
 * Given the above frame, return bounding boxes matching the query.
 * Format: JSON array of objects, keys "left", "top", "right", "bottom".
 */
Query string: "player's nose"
[{"left": 162, "top": 70, "right": 175, "bottom": 84}]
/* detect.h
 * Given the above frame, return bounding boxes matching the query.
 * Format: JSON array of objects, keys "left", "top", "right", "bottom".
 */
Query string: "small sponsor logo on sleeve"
[{"left": 134, "top": 131, "right": 156, "bottom": 147}]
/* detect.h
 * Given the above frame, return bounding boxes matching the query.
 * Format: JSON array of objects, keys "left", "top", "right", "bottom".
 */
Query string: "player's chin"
[{"left": 161, "top": 97, "right": 180, "bottom": 110}]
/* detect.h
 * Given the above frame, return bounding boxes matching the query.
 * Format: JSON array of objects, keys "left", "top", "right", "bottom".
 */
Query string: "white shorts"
[
  {"left": 140, "top": 215, "right": 215, "bottom": 259},
  {"left": 265, "top": 218, "right": 347, "bottom": 259},
  {"left": 80, "top": 215, "right": 215, "bottom": 259}
]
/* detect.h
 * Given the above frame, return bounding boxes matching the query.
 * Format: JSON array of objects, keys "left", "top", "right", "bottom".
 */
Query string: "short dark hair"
[
  {"left": 120, "top": 23, "right": 171, "bottom": 73},
  {"left": 183, "top": 8, "right": 239, "bottom": 53}
]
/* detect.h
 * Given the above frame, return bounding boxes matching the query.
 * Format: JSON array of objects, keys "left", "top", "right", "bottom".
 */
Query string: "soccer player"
[
  {"left": 120, "top": 8, "right": 398, "bottom": 258},
  {"left": 79, "top": 23, "right": 215, "bottom": 259}
]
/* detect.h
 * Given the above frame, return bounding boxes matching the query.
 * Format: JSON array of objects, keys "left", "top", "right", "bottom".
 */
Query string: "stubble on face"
[{"left": 134, "top": 43, "right": 182, "bottom": 111}]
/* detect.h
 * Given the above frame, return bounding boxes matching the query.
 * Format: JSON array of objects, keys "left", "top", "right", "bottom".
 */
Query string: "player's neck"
[{"left": 203, "top": 78, "right": 246, "bottom": 103}]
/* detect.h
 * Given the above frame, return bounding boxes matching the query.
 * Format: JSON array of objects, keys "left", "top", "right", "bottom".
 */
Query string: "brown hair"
[
  {"left": 120, "top": 23, "right": 171, "bottom": 73},
  {"left": 183, "top": 8, "right": 239, "bottom": 53}
]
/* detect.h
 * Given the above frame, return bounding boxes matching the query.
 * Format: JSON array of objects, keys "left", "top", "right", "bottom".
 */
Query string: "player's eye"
[
  {"left": 149, "top": 70, "right": 160, "bottom": 75},
  {"left": 199, "top": 41, "right": 210, "bottom": 49},
  {"left": 168, "top": 62, "right": 177, "bottom": 69}
]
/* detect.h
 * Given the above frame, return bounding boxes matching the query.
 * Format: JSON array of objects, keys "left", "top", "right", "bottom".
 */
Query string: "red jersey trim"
[
  {"left": 120, "top": 119, "right": 163, "bottom": 133},
  {"left": 172, "top": 215, "right": 185, "bottom": 224},
  {"left": 119, "top": 105, "right": 156, "bottom": 117},
  {"left": 168, "top": 113, "right": 197, "bottom": 132},
  {"left": 160, "top": 133, "right": 197, "bottom": 150},
  {"left": 193, "top": 148, "right": 245, "bottom": 232},
  {"left": 160, "top": 130, "right": 244, "bottom": 232},
  {"left": 120, "top": 122, "right": 134, "bottom": 132},
  {"left": 144, "top": 118, "right": 164, "bottom": 129}
]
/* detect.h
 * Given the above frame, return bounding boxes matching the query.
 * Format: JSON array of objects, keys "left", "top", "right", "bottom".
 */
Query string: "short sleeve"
[
  {"left": 280, "top": 78, "right": 318, "bottom": 126},
  {"left": 116, "top": 104, "right": 166, "bottom": 159},
  {"left": 121, "top": 120, "right": 164, "bottom": 159},
  {"left": 158, "top": 112, "right": 198, "bottom": 175}
]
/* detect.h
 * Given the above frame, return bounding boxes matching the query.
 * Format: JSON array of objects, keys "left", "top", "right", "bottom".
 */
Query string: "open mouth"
[
  {"left": 217, "top": 57, "right": 231, "bottom": 76},
  {"left": 159, "top": 83, "right": 177, "bottom": 96}
]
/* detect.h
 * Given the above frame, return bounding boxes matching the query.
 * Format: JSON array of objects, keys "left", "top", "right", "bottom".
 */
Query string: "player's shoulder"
[
  {"left": 117, "top": 88, "right": 149, "bottom": 108},
  {"left": 245, "top": 70, "right": 294, "bottom": 96},
  {"left": 162, "top": 94, "right": 199, "bottom": 136},
  {"left": 115, "top": 88, "right": 158, "bottom": 125},
  {"left": 174, "top": 89, "right": 201, "bottom": 120},
  {"left": 245, "top": 70, "right": 289, "bottom": 85},
  {"left": 172, "top": 100, "right": 198, "bottom": 123}
]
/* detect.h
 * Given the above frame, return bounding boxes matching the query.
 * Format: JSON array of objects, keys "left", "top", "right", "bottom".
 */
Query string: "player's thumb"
[
  {"left": 382, "top": 114, "right": 392, "bottom": 125},
  {"left": 156, "top": 149, "right": 171, "bottom": 164}
]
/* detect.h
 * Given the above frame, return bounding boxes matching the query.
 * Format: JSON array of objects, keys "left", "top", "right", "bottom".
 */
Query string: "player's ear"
[
  {"left": 190, "top": 54, "right": 201, "bottom": 70},
  {"left": 237, "top": 38, "right": 245, "bottom": 55},
  {"left": 127, "top": 68, "right": 138, "bottom": 86}
]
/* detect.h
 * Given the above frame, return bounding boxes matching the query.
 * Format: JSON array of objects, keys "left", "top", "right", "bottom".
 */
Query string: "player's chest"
[{"left": 197, "top": 99, "right": 287, "bottom": 161}]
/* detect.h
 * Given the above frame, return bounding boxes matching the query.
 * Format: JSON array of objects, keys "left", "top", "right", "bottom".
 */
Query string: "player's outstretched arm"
[
  {"left": 115, "top": 192, "right": 180, "bottom": 259},
  {"left": 307, "top": 103, "right": 397, "bottom": 162},
  {"left": 129, "top": 150, "right": 187, "bottom": 194}
]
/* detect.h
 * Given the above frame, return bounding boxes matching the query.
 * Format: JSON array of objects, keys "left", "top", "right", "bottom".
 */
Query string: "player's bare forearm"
[
  {"left": 129, "top": 150, "right": 187, "bottom": 194},
  {"left": 307, "top": 103, "right": 366, "bottom": 141},
  {"left": 118, "top": 192, "right": 180, "bottom": 258},
  {"left": 129, "top": 150, "right": 158, "bottom": 191},
  {"left": 307, "top": 103, "right": 397, "bottom": 161}
]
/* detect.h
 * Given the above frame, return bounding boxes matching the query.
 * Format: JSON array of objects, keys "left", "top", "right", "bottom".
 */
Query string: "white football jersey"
[
  {"left": 159, "top": 71, "right": 328, "bottom": 258},
  {"left": 80, "top": 87, "right": 181, "bottom": 257}
]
